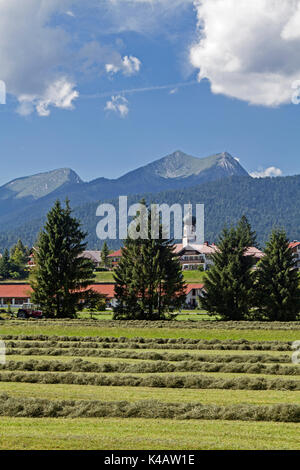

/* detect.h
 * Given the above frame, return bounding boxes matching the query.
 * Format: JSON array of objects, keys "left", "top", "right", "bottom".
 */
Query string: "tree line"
[
  {"left": 202, "top": 216, "right": 300, "bottom": 321},
  {"left": 0, "top": 240, "right": 30, "bottom": 280},
  {"left": 25, "top": 200, "right": 300, "bottom": 321}
]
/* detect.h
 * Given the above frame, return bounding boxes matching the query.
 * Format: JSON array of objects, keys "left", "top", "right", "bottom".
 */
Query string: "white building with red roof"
[{"left": 174, "top": 213, "right": 264, "bottom": 271}]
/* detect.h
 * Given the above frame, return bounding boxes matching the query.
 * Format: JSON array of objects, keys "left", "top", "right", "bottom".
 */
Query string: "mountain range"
[{"left": 0, "top": 150, "right": 298, "bottom": 250}]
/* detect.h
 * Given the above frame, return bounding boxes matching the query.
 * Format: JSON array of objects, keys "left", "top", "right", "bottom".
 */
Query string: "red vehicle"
[{"left": 17, "top": 303, "right": 43, "bottom": 319}]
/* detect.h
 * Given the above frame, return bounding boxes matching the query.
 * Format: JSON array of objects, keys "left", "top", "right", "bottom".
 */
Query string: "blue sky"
[{"left": 1, "top": 0, "right": 300, "bottom": 186}]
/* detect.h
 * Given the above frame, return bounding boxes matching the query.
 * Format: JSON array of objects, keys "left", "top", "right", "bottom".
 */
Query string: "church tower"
[{"left": 182, "top": 207, "right": 196, "bottom": 247}]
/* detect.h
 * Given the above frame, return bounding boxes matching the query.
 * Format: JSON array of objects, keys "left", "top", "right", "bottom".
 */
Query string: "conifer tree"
[
  {"left": 101, "top": 241, "right": 110, "bottom": 269},
  {"left": 254, "top": 229, "right": 300, "bottom": 321},
  {"left": 0, "top": 249, "right": 11, "bottom": 280},
  {"left": 30, "top": 200, "right": 95, "bottom": 318},
  {"left": 113, "top": 204, "right": 186, "bottom": 320},
  {"left": 10, "top": 239, "right": 28, "bottom": 277},
  {"left": 201, "top": 216, "right": 257, "bottom": 320}
]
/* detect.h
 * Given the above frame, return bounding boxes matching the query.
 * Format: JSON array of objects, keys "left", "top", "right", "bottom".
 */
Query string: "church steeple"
[{"left": 183, "top": 206, "right": 196, "bottom": 247}]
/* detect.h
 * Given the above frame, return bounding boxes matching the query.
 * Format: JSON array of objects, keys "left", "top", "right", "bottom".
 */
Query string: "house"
[
  {"left": 184, "top": 283, "right": 205, "bottom": 308},
  {"left": 174, "top": 242, "right": 216, "bottom": 271},
  {"left": 0, "top": 283, "right": 117, "bottom": 309},
  {"left": 0, "top": 284, "right": 33, "bottom": 308},
  {"left": 79, "top": 251, "right": 102, "bottom": 268},
  {"left": 174, "top": 212, "right": 264, "bottom": 270},
  {"left": 289, "top": 241, "right": 300, "bottom": 270},
  {"left": 108, "top": 249, "right": 122, "bottom": 269}
]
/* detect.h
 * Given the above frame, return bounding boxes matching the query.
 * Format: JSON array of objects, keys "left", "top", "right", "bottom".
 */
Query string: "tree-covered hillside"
[{"left": 0, "top": 175, "right": 299, "bottom": 251}]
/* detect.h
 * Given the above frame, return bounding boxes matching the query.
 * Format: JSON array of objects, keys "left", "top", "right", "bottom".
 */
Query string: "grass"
[
  {"left": 1, "top": 321, "right": 300, "bottom": 450},
  {"left": 183, "top": 270, "right": 207, "bottom": 283},
  {"left": 93, "top": 271, "right": 115, "bottom": 282},
  {"left": 0, "top": 269, "right": 206, "bottom": 285},
  {"left": 1, "top": 323, "right": 299, "bottom": 341},
  {"left": 0, "top": 417, "right": 299, "bottom": 450},
  {"left": 1, "top": 382, "right": 300, "bottom": 405}
]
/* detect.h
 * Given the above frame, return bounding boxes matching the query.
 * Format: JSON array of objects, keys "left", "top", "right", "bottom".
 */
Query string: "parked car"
[{"left": 17, "top": 303, "right": 43, "bottom": 319}]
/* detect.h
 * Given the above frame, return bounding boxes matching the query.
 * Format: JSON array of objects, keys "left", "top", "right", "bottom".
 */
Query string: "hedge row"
[
  {"left": 0, "top": 394, "right": 299, "bottom": 422},
  {"left": 4, "top": 348, "right": 292, "bottom": 364},
  {"left": 0, "top": 370, "right": 299, "bottom": 390}
]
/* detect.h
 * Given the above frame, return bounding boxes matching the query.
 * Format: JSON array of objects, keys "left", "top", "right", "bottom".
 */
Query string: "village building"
[
  {"left": 107, "top": 213, "right": 264, "bottom": 271},
  {"left": 107, "top": 249, "right": 122, "bottom": 268},
  {"left": 79, "top": 250, "right": 102, "bottom": 268},
  {"left": 0, "top": 282, "right": 204, "bottom": 310},
  {"left": 289, "top": 241, "right": 300, "bottom": 270}
]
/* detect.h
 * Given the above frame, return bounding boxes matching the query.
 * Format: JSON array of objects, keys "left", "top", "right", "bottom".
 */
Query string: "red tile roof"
[
  {"left": 185, "top": 283, "right": 205, "bottom": 295},
  {"left": 289, "top": 241, "right": 300, "bottom": 249},
  {"left": 0, "top": 284, "right": 116, "bottom": 299},
  {"left": 0, "top": 284, "right": 33, "bottom": 298},
  {"left": 108, "top": 249, "right": 122, "bottom": 258}
]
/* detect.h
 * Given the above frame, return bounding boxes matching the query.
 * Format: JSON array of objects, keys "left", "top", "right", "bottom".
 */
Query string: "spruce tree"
[
  {"left": 30, "top": 200, "right": 95, "bottom": 318},
  {"left": 113, "top": 205, "right": 186, "bottom": 320},
  {"left": 101, "top": 241, "right": 110, "bottom": 269},
  {"left": 254, "top": 229, "right": 300, "bottom": 321},
  {"left": 201, "top": 216, "right": 257, "bottom": 320},
  {"left": 0, "top": 249, "right": 11, "bottom": 280}
]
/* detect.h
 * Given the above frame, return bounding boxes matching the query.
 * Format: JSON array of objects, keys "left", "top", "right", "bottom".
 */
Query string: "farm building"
[
  {"left": 0, "top": 282, "right": 204, "bottom": 309},
  {"left": 0, "top": 283, "right": 116, "bottom": 309}
]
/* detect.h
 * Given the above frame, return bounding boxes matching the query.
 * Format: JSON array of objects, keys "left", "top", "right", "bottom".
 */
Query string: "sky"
[{"left": 1, "top": 0, "right": 300, "bottom": 186}]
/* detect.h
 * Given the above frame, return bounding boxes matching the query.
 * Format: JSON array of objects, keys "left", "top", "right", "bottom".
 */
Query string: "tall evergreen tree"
[
  {"left": 113, "top": 205, "right": 186, "bottom": 320},
  {"left": 201, "top": 216, "right": 257, "bottom": 320},
  {"left": 254, "top": 229, "right": 300, "bottom": 321},
  {"left": 0, "top": 249, "right": 11, "bottom": 280},
  {"left": 101, "top": 241, "right": 110, "bottom": 269},
  {"left": 30, "top": 200, "right": 95, "bottom": 318}
]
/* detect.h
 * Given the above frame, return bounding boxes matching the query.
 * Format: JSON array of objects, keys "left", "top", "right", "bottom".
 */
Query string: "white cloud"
[
  {"left": 105, "top": 0, "right": 193, "bottom": 34},
  {"left": 0, "top": 0, "right": 81, "bottom": 116},
  {"left": 17, "top": 78, "right": 79, "bottom": 117},
  {"left": 190, "top": 0, "right": 300, "bottom": 107},
  {"left": 106, "top": 55, "right": 142, "bottom": 76},
  {"left": 105, "top": 95, "right": 129, "bottom": 117},
  {"left": 0, "top": 1, "right": 141, "bottom": 116},
  {"left": 65, "top": 10, "right": 75, "bottom": 17},
  {"left": 250, "top": 167, "right": 283, "bottom": 178}
]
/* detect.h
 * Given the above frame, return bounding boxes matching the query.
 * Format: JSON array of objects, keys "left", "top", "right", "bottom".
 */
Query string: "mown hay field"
[{"left": 0, "top": 319, "right": 300, "bottom": 450}]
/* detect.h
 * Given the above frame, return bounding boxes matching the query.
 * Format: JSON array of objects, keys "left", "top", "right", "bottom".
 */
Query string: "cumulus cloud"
[
  {"left": 105, "top": 95, "right": 129, "bottom": 117},
  {"left": 0, "top": 0, "right": 81, "bottom": 116},
  {"left": 17, "top": 78, "right": 79, "bottom": 117},
  {"left": 0, "top": 1, "right": 141, "bottom": 116},
  {"left": 250, "top": 167, "right": 283, "bottom": 178},
  {"left": 190, "top": 0, "right": 300, "bottom": 107},
  {"left": 106, "top": 55, "right": 142, "bottom": 76}
]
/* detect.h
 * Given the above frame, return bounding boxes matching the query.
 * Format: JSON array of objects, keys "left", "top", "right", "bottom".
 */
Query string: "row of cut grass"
[
  {"left": 2, "top": 382, "right": 300, "bottom": 406},
  {"left": 2, "top": 358, "right": 299, "bottom": 376},
  {"left": 5, "top": 347, "right": 294, "bottom": 364}
]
